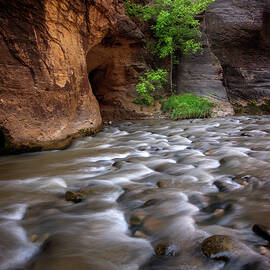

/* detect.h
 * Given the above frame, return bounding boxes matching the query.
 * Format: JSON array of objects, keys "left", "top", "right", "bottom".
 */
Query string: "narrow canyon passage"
[{"left": 0, "top": 116, "right": 270, "bottom": 270}]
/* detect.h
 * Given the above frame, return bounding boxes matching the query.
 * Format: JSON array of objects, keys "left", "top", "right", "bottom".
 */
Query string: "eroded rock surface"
[
  {"left": 177, "top": 0, "right": 270, "bottom": 114},
  {"left": 205, "top": 0, "right": 270, "bottom": 104},
  {"left": 0, "top": 0, "right": 147, "bottom": 152},
  {"left": 177, "top": 30, "right": 234, "bottom": 117}
]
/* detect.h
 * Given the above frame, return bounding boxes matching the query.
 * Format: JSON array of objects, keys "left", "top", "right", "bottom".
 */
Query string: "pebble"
[
  {"left": 154, "top": 242, "right": 178, "bottom": 256},
  {"left": 30, "top": 233, "right": 50, "bottom": 244},
  {"left": 213, "top": 208, "right": 225, "bottom": 217},
  {"left": 129, "top": 210, "right": 147, "bottom": 226},
  {"left": 134, "top": 230, "right": 147, "bottom": 238},
  {"left": 65, "top": 191, "right": 84, "bottom": 203},
  {"left": 143, "top": 199, "right": 159, "bottom": 207},
  {"left": 157, "top": 180, "right": 170, "bottom": 188}
]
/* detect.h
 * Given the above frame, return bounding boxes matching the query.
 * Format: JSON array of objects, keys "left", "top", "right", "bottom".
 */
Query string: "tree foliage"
[
  {"left": 133, "top": 69, "right": 168, "bottom": 105},
  {"left": 125, "top": 0, "right": 214, "bottom": 57}
]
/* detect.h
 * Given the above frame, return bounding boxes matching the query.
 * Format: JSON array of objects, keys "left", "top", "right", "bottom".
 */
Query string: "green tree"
[
  {"left": 133, "top": 69, "right": 168, "bottom": 105},
  {"left": 126, "top": 0, "right": 215, "bottom": 91}
]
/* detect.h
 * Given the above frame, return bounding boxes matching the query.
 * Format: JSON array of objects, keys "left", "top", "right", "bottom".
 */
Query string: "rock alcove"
[{"left": 86, "top": 34, "right": 147, "bottom": 122}]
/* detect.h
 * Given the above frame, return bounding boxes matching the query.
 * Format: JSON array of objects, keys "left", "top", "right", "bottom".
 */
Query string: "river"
[{"left": 0, "top": 116, "right": 270, "bottom": 270}]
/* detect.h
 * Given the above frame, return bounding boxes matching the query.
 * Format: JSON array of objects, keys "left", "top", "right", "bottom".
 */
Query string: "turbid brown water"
[{"left": 0, "top": 116, "right": 270, "bottom": 270}]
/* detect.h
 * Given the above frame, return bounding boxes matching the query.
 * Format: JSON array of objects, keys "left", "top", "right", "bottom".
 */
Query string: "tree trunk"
[{"left": 170, "top": 53, "right": 173, "bottom": 94}]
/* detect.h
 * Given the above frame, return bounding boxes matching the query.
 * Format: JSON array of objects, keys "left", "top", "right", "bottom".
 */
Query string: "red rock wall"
[{"left": 0, "top": 0, "right": 147, "bottom": 152}]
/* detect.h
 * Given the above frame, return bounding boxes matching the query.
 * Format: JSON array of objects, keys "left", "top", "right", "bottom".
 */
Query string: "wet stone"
[
  {"left": 241, "top": 132, "right": 253, "bottom": 137},
  {"left": 214, "top": 180, "right": 235, "bottom": 193},
  {"left": 204, "top": 149, "right": 214, "bottom": 156},
  {"left": 201, "top": 235, "right": 241, "bottom": 261},
  {"left": 129, "top": 210, "right": 147, "bottom": 226},
  {"left": 157, "top": 180, "right": 170, "bottom": 188},
  {"left": 143, "top": 199, "right": 159, "bottom": 207},
  {"left": 213, "top": 208, "right": 225, "bottom": 217},
  {"left": 112, "top": 161, "right": 122, "bottom": 169},
  {"left": 133, "top": 230, "right": 147, "bottom": 238},
  {"left": 30, "top": 233, "right": 50, "bottom": 244},
  {"left": 252, "top": 224, "right": 270, "bottom": 242},
  {"left": 203, "top": 201, "right": 234, "bottom": 215},
  {"left": 155, "top": 242, "right": 178, "bottom": 256},
  {"left": 138, "top": 146, "right": 147, "bottom": 151},
  {"left": 234, "top": 175, "right": 261, "bottom": 189},
  {"left": 65, "top": 191, "right": 84, "bottom": 203}
]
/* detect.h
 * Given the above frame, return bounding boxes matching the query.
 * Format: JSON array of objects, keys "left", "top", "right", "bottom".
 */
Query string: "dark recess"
[
  {"left": 88, "top": 68, "right": 105, "bottom": 106},
  {"left": 0, "top": 128, "right": 5, "bottom": 150}
]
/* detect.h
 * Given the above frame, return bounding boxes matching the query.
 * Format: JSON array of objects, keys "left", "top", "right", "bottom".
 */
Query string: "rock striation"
[
  {"left": 1, "top": 0, "right": 270, "bottom": 152},
  {"left": 177, "top": 0, "right": 270, "bottom": 112},
  {"left": 205, "top": 0, "right": 270, "bottom": 104},
  {"left": 0, "top": 0, "right": 147, "bottom": 152}
]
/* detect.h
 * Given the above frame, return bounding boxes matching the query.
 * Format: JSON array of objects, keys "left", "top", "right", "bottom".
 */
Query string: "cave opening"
[
  {"left": 86, "top": 43, "right": 113, "bottom": 121},
  {"left": 88, "top": 68, "right": 102, "bottom": 100},
  {"left": 0, "top": 128, "right": 7, "bottom": 153},
  {"left": 86, "top": 36, "right": 143, "bottom": 122}
]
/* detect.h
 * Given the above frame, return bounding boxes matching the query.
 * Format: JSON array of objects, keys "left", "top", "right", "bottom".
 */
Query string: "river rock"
[
  {"left": 201, "top": 235, "right": 241, "bottom": 260},
  {"left": 234, "top": 175, "right": 261, "bottom": 189},
  {"left": 30, "top": 233, "right": 51, "bottom": 244},
  {"left": 252, "top": 224, "right": 270, "bottom": 242},
  {"left": 214, "top": 180, "right": 236, "bottom": 193},
  {"left": 129, "top": 210, "right": 147, "bottom": 226},
  {"left": 154, "top": 242, "right": 178, "bottom": 256},
  {"left": 213, "top": 209, "right": 225, "bottom": 217},
  {"left": 143, "top": 199, "right": 159, "bottom": 207},
  {"left": 112, "top": 161, "right": 122, "bottom": 169},
  {"left": 65, "top": 191, "right": 84, "bottom": 203},
  {"left": 203, "top": 200, "right": 233, "bottom": 215},
  {"left": 134, "top": 230, "right": 147, "bottom": 238},
  {"left": 157, "top": 180, "right": 171, "bottom": 188}
]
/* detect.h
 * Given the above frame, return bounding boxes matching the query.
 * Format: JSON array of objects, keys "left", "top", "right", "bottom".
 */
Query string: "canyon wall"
[
  {"left": 206, "top": 0, "right": 270, "bottom": 104},
  {"left": 177, "top": 0, "right": 270, "bottom": 110},
  {"left": 1, "top": 0, "right": 270, "bottom": 153},
  {"left": 0, "top": 0, "right": 147, "bottom": 153}
]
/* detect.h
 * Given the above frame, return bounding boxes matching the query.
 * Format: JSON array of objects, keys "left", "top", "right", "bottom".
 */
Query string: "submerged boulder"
[
  {"left": 201, "top": 235, "right": 241, "bottom": 260},
  {"left": 154, "top": 242, "right": 178, "bottom": 257},
  {"left": 65, "top": 191, "right": 85, "bottom": 203},
  {"left": 252, "top": 224, "right": 270, "bottom": 242}
]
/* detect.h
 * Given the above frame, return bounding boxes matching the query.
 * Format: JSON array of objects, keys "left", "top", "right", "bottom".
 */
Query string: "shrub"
[
  {"left": 134, "top": 69, "right": 168, "bottom": 105},
  {"left": 162, "top": 93, "right": 215, "bottom": 119}
]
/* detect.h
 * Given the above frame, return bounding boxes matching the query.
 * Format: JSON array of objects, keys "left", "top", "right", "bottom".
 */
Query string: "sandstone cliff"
[
  {"left": 0, "top": 0, "right": 148, "bottom": 153},
  {"left": 206, "top": 0, "right": 270, "bottom": 104},
  {"left": 1, "top": 0, "right": 270, "bottom": 153},
  {"left": 177, "top": 0, "right": 270, "bottom": 111}
]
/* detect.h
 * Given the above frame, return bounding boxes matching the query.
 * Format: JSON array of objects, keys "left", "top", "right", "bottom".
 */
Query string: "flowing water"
[{"left": 0, "top": 116, "right": 270, "bottom": 270}]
